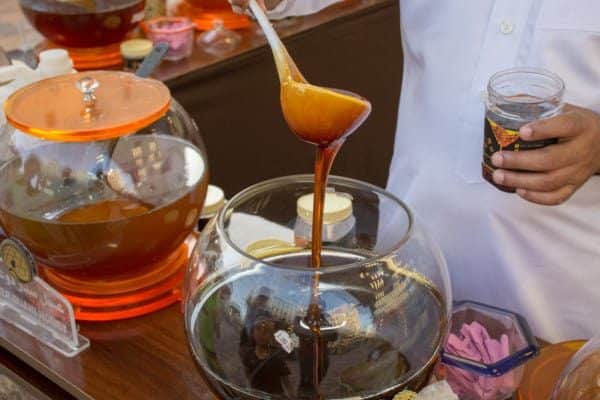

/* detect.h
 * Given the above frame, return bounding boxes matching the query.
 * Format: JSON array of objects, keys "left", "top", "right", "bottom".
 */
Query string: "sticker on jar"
[{"left": 274, "top": 330, "right": 297, "bottom": 354}]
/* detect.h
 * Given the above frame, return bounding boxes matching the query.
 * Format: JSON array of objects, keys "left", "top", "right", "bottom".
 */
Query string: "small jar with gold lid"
[{"left": 293, "top": 191, "right": 357, "bottom": 248}]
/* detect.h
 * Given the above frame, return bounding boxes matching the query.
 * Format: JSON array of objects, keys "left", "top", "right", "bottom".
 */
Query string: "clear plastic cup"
[{"left": 142, "top": 17, "right": 195, "bottom": 61}]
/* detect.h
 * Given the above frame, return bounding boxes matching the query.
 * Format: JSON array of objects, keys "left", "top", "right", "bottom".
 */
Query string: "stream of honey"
[{"left": 250, "top": 2, "right": 372, "bottom": 396}]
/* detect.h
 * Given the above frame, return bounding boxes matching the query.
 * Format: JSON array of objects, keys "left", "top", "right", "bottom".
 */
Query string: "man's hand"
[{"left": 491, "top": 104, "right": 600, "bottom": 205}]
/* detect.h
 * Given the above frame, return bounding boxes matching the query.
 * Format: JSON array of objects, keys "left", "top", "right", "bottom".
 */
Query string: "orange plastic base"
[
  {"left": 37, "top": 41, "right": 123, "bottom": 70},
  {"left": 176, "top": 2, "right": 251, "bottom": 30},
  {"left": 39, "top": 237, "right": 195, "bottom": 322},
  {"left": 516, "top": 340, "right": 586, "bottom": 400}
]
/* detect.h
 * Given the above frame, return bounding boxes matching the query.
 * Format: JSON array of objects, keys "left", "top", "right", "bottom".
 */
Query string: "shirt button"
[{"left": 500, "top": 20, "right": 514, "bottom": 34}]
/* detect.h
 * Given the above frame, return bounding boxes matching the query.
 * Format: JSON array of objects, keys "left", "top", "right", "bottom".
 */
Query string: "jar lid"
[
  {"left": 120, "top": 39, "right": 153, "bottom": 59},
  {"left": 4, "top": 71, "right": 170, "bottom": 142},
  {"left": 201, "top": 185, "right": 225, "bottom": 217},
  {"left": 297, "top": 192, "right": 353, "bottom": 225},
  {"left": 39, "top": 49, "right": 73, "bottom": 68}
]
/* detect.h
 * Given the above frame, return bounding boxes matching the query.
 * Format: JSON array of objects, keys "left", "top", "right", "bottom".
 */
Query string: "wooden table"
[
  {"left": 0, "top": 303, "right": 208, "bottom": 399},
  {"left": 0, "top": 299, "right": 553, "bottom": 400}
]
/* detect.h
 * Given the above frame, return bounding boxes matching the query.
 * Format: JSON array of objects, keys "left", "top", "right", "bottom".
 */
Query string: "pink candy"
[{"left": 444, "top": 321, "right": 518, "bottom": 400}]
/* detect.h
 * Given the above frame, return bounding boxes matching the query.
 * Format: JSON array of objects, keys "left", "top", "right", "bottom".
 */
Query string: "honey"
[
  {"left": 20, "top": 0, "right": 145, "bottom": 48},
  {"left": 58, "top": 198, "right": 151, "bottom": 223},
  {"left": 0, "top": 137, "right": 208, "bottom": 280}
]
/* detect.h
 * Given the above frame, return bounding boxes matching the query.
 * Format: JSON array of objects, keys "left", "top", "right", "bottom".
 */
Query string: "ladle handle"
[{"left": 248, "top": 0, "right": 305, "bottom": 83}]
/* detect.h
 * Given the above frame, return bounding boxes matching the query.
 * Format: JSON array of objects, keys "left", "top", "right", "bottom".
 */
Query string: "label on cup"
[{"left": 482, "top": 118, "right": 557, "bottom": 192}]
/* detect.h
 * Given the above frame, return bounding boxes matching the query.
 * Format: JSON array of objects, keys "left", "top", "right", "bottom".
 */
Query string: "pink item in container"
[
  {"left": 143, "top": 17, "right": 195, "bottom": 61},
  {"left": 445, "top": 322, "right": 517, "bottom": 399},
  {"left": 439, "top": 301, "right": 540, "bottom": 400}
]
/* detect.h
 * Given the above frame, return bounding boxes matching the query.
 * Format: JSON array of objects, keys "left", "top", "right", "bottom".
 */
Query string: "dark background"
[{"left": 167, "top": 2, "right": 403, "bottom": 197}]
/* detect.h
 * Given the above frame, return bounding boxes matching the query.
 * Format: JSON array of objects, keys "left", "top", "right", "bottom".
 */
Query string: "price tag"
[{"left": 0, "top": 238, "right": 89, "bottom": 357}]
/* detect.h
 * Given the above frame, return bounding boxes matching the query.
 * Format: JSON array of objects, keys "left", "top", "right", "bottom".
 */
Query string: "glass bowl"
[{"left": 184, "top": 175, "right": 452, "bottom": 399}]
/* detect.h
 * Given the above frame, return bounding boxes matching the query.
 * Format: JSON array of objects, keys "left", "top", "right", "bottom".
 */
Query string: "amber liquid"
[
  {"left": 20, "top": 0, "right": 144, "bottom": 47},
  {"left": 58, "top": 199, "right": 151, "bottom": 222},
  {"left": 189, "top": 250, "right": 446, "bottom": 400},
  {"left": 0, "top": 136, "right": 208, "bottom": 279}
]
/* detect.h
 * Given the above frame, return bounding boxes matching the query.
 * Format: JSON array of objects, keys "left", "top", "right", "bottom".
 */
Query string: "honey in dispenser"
[
  {"left": 1, "top": 71, "right": 209, "bottom": 321},
  {"left": 19, "top": 0, "right": 146, "bottom": 70}
]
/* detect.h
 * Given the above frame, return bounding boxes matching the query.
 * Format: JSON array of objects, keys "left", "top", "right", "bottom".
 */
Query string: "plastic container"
[
  {"left": 483, "top": 68, "right": 564, "bottom": 192},
  {"left": 552, "top": 335, "right": 600, "bottom": 400},
  {"left": 438, "top": 301, "right": 540, "bottom": 400},
  {"left": 142, "top": 17, "right": 195, "bottom": 61},
  {"left": 293, "top": 191, "right": 356, "bottom": 248},
  {"left": 37, "top": 49, "right": 75, "bottom": 78}
]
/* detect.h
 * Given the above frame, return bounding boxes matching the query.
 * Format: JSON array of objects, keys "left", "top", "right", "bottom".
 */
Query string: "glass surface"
[
  {"left": 184, "top": 175, "right": 452, "bottom": 399},
  {"left": 552, "top": 335, "right": 600, "bottom": 400},
  {"left": 0, "top": 134, "right": 207, "bottom": 278},
  {"left": 197, "top": 19, "right": 241, "bottom": 56},
  {"left": 0, "top": 72, "right": 208, "bottom": 279},
  {"left": 19, "top": 0, "right": 145, "bottom": 48}
]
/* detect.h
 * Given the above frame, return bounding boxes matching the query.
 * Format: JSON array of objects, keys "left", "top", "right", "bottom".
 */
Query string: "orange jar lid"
[{"left": 4, "top": 71, "right": 170, "bottom": 142}]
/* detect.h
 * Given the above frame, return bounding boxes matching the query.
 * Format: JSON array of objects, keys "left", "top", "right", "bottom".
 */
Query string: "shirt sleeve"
[{"left": 267, "top": 0, "right": 343, "bottom": 20}]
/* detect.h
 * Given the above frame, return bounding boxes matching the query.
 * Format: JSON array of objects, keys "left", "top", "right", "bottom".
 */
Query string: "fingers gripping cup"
[{"left": 483, "top": 68, "right": 565, "bottom": 192}]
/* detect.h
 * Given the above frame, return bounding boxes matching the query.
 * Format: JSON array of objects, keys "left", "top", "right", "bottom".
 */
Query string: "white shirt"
[{"left": 271, "top": 0, "right": 600, "bottom": 342}]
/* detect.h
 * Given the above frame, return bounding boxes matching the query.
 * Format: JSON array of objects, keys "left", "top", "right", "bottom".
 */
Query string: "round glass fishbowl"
[
  {"left": 552, "top": 335, "right": 600, "bottom": 400},
  {"left": 184, "top": 175, "right": 452, "bottom": 399}
]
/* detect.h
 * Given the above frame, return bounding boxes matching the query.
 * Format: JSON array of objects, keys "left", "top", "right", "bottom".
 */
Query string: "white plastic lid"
[
  {"left": 37, "top": 49, "right": 74, "bottom": 78},
  {"left": 201, "top": 185, "right": 225, "bottom": 218},
  {"left": 297, "top": 192, "right": 353, "bottom": 225}
]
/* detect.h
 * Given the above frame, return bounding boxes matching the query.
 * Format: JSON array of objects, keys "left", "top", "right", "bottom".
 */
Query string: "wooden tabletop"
[
  {"left": 0, "top": 299, "right": 552, "bottom": 400},
  {"left": 0, "top": 303, "right": 210, "bottom": 399}
]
